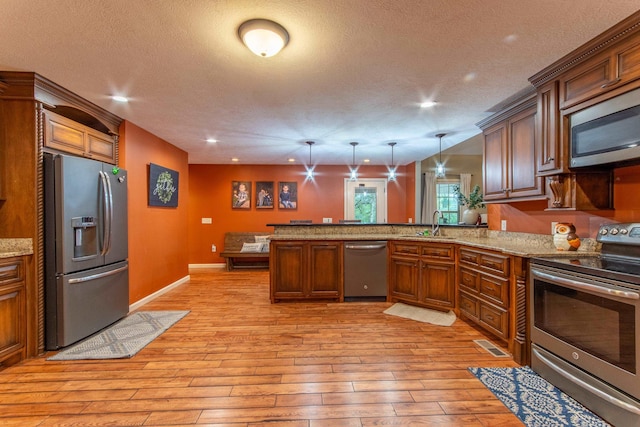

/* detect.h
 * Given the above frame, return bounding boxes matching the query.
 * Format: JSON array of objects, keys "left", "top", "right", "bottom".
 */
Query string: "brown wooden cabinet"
[
  {"left": 45, "top": 110, "right": 117, "bottom": 164},
  {"left": 389, "top": 241, "right": 455, "bottom": 311},
  {"left": 558, "top": 35, "right": 640, "bottom": 110},
  {"left": 478, "top": 92, "right": 545, "bottom": 203},
  {"left": 457, "top": 247, "right": 510, "bottom": 340},
  {"left": 0, "top": 257, "right": 26, "bottom": 367},
  {"left": 270, "top": 241, "right": 342, "bottom": 302}
]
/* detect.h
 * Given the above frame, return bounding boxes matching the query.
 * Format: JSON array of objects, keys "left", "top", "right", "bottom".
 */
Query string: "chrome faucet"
[{"left": 432, "top": 210, "right": 442, "bottom": 236}]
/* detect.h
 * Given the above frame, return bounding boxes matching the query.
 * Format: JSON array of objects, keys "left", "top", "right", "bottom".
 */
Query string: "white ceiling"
[{"left": 1, "top": 1, "right": 638, "bottom": 165}]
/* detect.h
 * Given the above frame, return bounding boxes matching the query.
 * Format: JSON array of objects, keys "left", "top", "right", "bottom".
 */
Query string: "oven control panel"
[{"left": 597, "top": 222, "right": 640, "bottom": 243}]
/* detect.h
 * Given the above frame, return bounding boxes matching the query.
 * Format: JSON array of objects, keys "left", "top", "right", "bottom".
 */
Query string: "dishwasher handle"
[{"left": 345, "top": 243, "right": 387, "bottom": 250}]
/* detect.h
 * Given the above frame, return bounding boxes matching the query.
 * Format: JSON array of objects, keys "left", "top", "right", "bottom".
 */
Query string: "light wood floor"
[{"left": 0, "top": 269, "right": 523, "bottom": 426}]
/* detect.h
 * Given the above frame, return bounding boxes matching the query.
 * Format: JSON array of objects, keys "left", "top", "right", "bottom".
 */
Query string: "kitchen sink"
[{"left": 399, "top": 234, "right": 456, "bottom": 239}]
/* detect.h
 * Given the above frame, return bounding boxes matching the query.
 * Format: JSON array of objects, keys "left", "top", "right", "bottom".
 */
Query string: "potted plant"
[{"left": 454, "top": 185, "right": 485, "bottom": 225}]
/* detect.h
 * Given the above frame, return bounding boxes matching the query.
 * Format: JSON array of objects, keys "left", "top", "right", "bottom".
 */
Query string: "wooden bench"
[{"left": 220, "top": 232, "right": 271, "bottom": 271}]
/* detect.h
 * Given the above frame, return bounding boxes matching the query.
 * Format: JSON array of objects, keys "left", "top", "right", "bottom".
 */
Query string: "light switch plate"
[
  {"left": 501, "top": 220, "right": 507, "bottom": 231},
  {"left": 201, "top": 218, "right": 212, "bottom": 224},
  {"left": 323, "top": 218, "right": 332, "bottom": 223}
]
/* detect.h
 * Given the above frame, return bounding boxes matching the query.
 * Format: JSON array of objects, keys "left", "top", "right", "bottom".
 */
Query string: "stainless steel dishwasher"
[{"left": 344, "top": 241, "right": 388, "bottom": 301}]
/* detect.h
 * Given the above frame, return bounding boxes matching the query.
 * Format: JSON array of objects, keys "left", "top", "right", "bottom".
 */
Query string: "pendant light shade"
[
  {"left": 306, "top": 141, "right": 315, "bottom": 180},
  {"left": 435, "top": 133, "right": 446, "bottom": 178},
  {"left": 349, "top": 142, "right": 358, "bottom": 180},
  {"left": 239, "top": 19, "right": 289, "bottom": 57},
  {"left": 388, "top": 142, "right": 397, "bottom": 181}
]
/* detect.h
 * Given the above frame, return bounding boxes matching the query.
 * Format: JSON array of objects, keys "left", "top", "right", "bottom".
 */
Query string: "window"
[{"left": 436, "top": 181, "right": 460, "bottom": 224}]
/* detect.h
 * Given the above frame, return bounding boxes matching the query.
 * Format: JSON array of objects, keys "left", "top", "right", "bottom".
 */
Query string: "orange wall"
[
  {"left": 120, "top": 121, "right": 190, "bottom": 303},
  {"left": 188, "top": 164, "right": 409, "bottom": 264},
  {"left": 487, "top": 164, "right": 640, "bottom": 238}
]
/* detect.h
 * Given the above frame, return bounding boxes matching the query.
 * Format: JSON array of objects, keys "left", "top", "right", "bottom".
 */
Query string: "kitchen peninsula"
[{"left": 268, "top": 223, "right": 599, "bottom": 365}]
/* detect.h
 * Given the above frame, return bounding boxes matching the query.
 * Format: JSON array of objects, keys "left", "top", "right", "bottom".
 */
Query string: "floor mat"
[{"left": 383, "top": 302, "right": 456, "bottom": 326}]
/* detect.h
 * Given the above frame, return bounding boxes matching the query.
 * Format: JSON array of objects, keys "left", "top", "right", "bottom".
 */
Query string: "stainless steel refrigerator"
[{"left": 44, "top": 153, "right": 129, "bottom": 349}]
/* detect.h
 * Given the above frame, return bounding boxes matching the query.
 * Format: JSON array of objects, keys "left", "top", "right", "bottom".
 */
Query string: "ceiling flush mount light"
[
  {"left": 420, "top": 100, "right": 437, "bottom": 109},
  {"left": 306, "top": 141, "right": 315, "bottom": 180},
  {"left": 435, "top": 133, "right": 446, "bottom": 178},
  {"left": 111, "top": 95, "right": 129, "bottom": 103},
  {"left": 238, "top": 19, "right": 289, "bottom": 58},
  {"left": 388, "top": 142, "right": 397, "bottom": 181},
  {"left": 349, "top": 142, "right": 359, "bottom": 181}
]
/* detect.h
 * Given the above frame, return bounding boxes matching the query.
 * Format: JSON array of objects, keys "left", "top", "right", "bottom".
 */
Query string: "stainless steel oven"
[{"left": 530, "top": 223, "right": 640, "bottom": 427}]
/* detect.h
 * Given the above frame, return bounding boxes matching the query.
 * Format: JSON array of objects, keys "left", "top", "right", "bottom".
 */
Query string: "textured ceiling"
[{"left": 1, "top": 1, "right": 638, "bottom": 165}]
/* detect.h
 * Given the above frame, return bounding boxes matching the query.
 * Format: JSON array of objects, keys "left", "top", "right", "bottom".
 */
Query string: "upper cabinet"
[
  {"left": 527, "top": 11, "right": 640, "bottom": 210},
  {"left": 477, "top": 91, "right": 545, "bottom": 203}
]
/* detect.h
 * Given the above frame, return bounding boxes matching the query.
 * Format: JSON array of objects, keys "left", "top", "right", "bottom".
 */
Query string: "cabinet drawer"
[
  {"left": 459, "top": 291, "right": 478, "bottom": 319},
  {"left": 0, "top": 259, "right": 23, "bottom": 285},
  {"left": 459, "top": 267, "right": 479, "bottom": 292},
  {"left": 479, "top": 275, "right": 509, "bottom": 307},
  {"left": 479, "top": 302, "right": 508, "bottom": 339},
  {"left": 459, "top": 249, "right": 479, "bottom": 266},
  {"left": 391, "top": 243, "right": 420, "bottom": 256},
  {"left": 478, "top": 253, "right": 509, "bottom": 277},
  {"left": 421, "top": 244, "right": 454, "bottom": 260}
]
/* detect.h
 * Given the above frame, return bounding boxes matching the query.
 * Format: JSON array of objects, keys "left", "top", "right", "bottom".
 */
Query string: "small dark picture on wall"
[
  {"left": 278, "top": 181, "right": 297, "bottom": 209},
  {"left": 232, "top": 181, "right": 251, "bottom": 209},
  {"left": 256, "top": 181, "right": 274, "bottom": 209}
]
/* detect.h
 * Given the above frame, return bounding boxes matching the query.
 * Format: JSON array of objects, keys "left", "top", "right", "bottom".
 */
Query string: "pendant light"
[
  {"left": 306, "top": 141, "right": 315, "bottom": 180},
  {"left": 349, "top": 142, "right": 358, "bottom": 180},
  {"left": 388, "top": 142, "right": 397, "bottom": 181},
  {"left": 238, "top": 19, "right": 289, "bottom": 58},
  {"left": 435, "top": 133, "right": 446, "bottom": 178}
]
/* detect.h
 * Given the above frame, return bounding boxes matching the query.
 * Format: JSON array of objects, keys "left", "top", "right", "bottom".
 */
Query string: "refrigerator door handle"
[
  {"left": 67, "top": 264, "right": 128, "bottom": 284},
  {"left": 99, "top": 171, "right": 113, "bottom": 255}
]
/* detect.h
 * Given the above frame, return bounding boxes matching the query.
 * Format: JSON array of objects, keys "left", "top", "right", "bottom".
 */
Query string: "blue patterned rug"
[
  {"left": 469, "top": 366, "right": 611, "bottom": 427},
  {"left": 48, "top": 311, "right": 189, "bottom": 360}
]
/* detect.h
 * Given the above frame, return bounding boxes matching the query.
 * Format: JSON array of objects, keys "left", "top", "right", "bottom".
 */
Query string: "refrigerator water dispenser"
[{"left": 71, "top": 216, "right": 97, "bottom": 260}]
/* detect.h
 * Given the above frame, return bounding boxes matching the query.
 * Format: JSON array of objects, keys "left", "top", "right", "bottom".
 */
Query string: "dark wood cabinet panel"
[
  {"left": 389, "top": 242, "right": 455, "bottom": 311},
  {"left": 389, "top": 256, "right": 419, "bottom": 301},
  {"left": 419, "top": 262, "right": 455, "bottom": 310},
  {"left": 0, "top": 257, "right": 26, "bottom": 366},
  {"left": 270, "top": 241, "right": 342, "bottom": 302},
  {"left": 482, "top": 122, "right": 508, "bottom": 200}
]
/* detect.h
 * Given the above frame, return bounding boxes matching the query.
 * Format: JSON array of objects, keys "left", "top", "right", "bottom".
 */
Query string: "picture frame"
[
  {"left": 278, "top": 181, "right": 297, "bottom": 209},
  {"left": 232, "top": 181, "right": 252, "bottom": 209},
  {"left": 255, "top": 181, "right": 274, "bottom": 209},
  {"left": 148, "top": 163, "right": 179, "bottom": 207}
]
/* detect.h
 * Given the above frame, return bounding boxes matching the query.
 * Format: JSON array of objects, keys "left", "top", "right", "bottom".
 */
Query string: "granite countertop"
[
  {"left": 268, "top": 228, "right": 600, "bottom": 258},
  {"left": 0, "top": 238, "right": 34, "bottom": 258}
]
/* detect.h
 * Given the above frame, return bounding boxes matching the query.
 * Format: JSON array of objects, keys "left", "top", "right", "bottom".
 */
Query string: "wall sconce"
[
  {"left": 435, "top": 133, "right": 446, "bottom": 178},
  {"left": 388, "top": 142, "right": 397, "bottom": 181},
  {"left": 238, "top": 19, "right": 289, "bottom": 58},
  {"left": 349, "top": 142, "right": 359, "bottom": 180},
  {"left": 306, "top": 141, "right": 315, "bottom": 180}
]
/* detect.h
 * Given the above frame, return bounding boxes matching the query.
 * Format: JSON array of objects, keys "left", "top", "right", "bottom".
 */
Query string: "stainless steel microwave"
[{"left": 570, "top": 87, "right": 640, "bottom": 168}]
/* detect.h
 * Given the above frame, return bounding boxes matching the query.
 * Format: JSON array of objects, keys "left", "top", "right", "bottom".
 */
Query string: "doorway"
[{"left": 344, "top": 179, "right": 387, "bottom": 223}]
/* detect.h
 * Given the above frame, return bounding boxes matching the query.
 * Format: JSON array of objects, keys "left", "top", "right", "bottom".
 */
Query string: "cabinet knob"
[{"left": 546, "top": 157, "right": 554, "bottom": 162}]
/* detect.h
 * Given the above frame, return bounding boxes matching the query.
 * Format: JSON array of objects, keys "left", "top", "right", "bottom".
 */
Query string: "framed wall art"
[
  {"left": 232, "top": 181, "right": 252, "bottom": 209},
  {"left": 255, "top": 181, "right": 274, "bottom": 208},
  {"left": 148, "top": 163, "right": 179, "bottom": 207},
  {"left": 278, "top": 181, "right": 297, "bottom": 209}
]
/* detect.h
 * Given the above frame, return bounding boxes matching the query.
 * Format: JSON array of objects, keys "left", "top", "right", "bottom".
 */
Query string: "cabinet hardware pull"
[
  {"left": 600, "top": 78, "right": 621, "bottom": 89},
  {"left": 547, "top": 156, "right": 554, "bottom": 162}
]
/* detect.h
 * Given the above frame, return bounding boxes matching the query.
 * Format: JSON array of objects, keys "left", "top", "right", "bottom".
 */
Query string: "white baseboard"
[
  {"left": 129, "top": 274, "right": 190, "bottom": 312},
  {"left": 189, "top": 263, "right": 226, "bottom": 269}
]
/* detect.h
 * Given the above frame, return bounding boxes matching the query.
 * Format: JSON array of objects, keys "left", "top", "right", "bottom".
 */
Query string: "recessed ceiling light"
[
  {"left": 288, "top": 158, "right": 295, "bottom": 162},
  {"left": 206, "top": 138, "right": 217, "bottom": 143},
  {"left": 111, "top": 95, "right": 129, "bottom": 103},
  {"left": 420, "top": 100, "right": 437, "bottom": 109},
  {"left": 363, "top": 159, "right": 370, "bottom": 163},
  {"left": 231, "top": 158, "right": 239, "bottom": 162}
]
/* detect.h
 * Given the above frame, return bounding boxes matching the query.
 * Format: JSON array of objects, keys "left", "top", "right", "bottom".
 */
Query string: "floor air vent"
[{"left": 473, "top": 339, "right": 510, "bottom": 357}]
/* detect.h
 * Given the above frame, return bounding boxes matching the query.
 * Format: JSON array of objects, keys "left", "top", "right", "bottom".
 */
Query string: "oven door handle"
[
  {"left": 533, "top": 347, "right": 640, "bottom": 415},
  {"left": 532, "top": 269, "right": 640, "bottom": 300}
]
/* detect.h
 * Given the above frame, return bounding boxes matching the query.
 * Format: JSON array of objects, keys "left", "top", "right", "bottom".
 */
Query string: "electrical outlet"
[
  {"left": 211, "top": 244, "right": 216, "bottom": 252},
  {"left": 201, "top": 217, "right": 212, "bottom": 224},
  {"left": 323, "top": 217, "right": 332, "bottom": 223},
  {"left": 501, "top": 220, "right": 507, "bottom": 231},
  {"left": 551, "top": 221, "right": 558, "bottom": 234}
]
